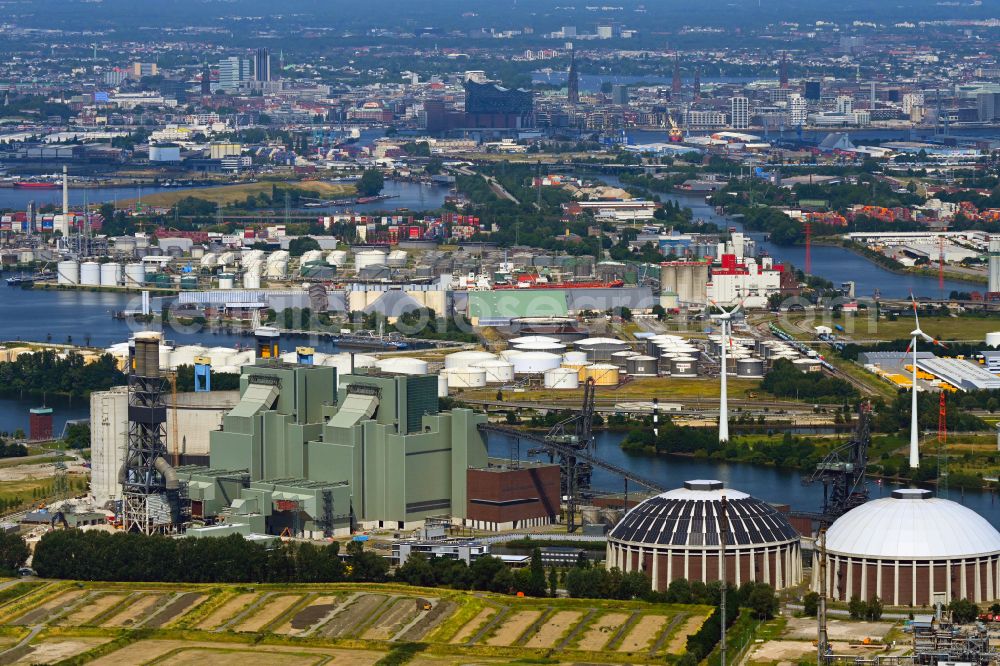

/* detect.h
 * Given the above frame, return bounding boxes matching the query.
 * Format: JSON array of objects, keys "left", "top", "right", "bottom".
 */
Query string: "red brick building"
[{"left": 464, "top": 463, "right": 560, "bottom": 531}]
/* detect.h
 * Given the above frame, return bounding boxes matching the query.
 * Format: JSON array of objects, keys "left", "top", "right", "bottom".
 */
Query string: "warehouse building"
[
  {"left": 816, "top": 489, "right": 1000, "bottom": 606},
  {"left": 605, "top": 480, "right": 802, "bottom": 591}
]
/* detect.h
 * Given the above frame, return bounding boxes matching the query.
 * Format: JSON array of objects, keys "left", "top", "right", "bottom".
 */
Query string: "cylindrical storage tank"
[
  {"left": 671, "top": 356, "right": 698, "bottom": 377},
  {"left": 509, "top": 335, "right": 560, "bottom": 346},
  {"left": 561, "top": 363, "right": 589, "bottom": 380},
  {"left": 300, "top": 249, "right": 324, "bottom": 265},
  {"left": 793, "top": 358, "right": 822, "bottom": 373},
  {"left": 355, "top": 249, "right": 388, "bottom": 270},
  {"left": 627, "top": 355, "right": 658, "bottom": 377},
  {"left": 544, "top": 367, "right": 580, "bottom": 389},
  {"left": 206, "top": 346, "right": 234, "bottom": 366},
  {"left": 513, "top": 340, "right": 566, "bottom": 353},
  {"left": 328, "top": 250, "right": 348, "bottom": 266},
  {"left": 611, "top": 350, "right": 639, "bottom": 370},
  {"left": 441, "top": 367, "right": 487, "bottom": 388},
  {"left": 608, "top": 480, "right": 802, "bottom": 593},
  {"left": 472, "top": 359, "right": 515, "bottom": 383},
  {"left": 438, "top": 373, "right": 449, "bottom": 398},
  {"left": 56, "top": 260, "right": 79, "bottom": 285},
  {"left": 100, "top": 262, "right": 122, "bottom": 287},
  {"left": 511, "top": 351, "right": 562, "bottom": 375},
  {"left": 124, "top": 263, "right": 145, "bottom": 287},
  {"left": 243, "top": 270, "right": 261, "bottom": 289},
  {"left": 583, "top": 363, "right": 619, "bottom": 386},
  {"left": 375, "top": 357, "right": 429, "bottom": 375},
  {"left": 579, "top": 340, "right": 630, "bottom": 362},
  {"left": 445, "top": 350, "right": 497, "bottom": 370},
  {"left": 79, "top": 261, "right": 100, "bottom": 286},
  {"left": 170, "top": 345, "right": 207, "bottom": 368},
  {"left": 218, "top": 273, "right": 234, "bottom": 290},
  {"left": 387, "top": 250, "right": 408, "bottom": 268},
  {"left": 200, "top": 254, "right": 218, "bottom": 268},
  {"left": 265, "top": 261, "right": 288, "bottom": 279},
  {"left": 498, "top": 349, "right": 525, "bottom": 363},
  {"left": 562, "top": 350, "right": 588, "bottom": 365},
  {"left": 132, "top": 331, "right": 162, "bottom": 378},
  {"left": 190, "top": 246, "right": 205, "bottom": 259},
  {"left": 987, "top": 332, "right": 1000, "bottom": 349},
  {"left": 736, "top": 358, "right": 765, "bottom": 378}
]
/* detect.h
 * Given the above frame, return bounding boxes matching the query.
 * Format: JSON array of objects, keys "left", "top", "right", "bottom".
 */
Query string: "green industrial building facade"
[{"left": 177, "top": 360, "right": 487, "bottom": 538}]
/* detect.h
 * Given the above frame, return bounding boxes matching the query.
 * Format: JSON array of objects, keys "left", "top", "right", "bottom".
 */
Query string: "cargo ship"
[
  {"left": 13, "top": 181, "right": 60, "bottom": 189},
  {"left": 493, "top": 277, "right": 625, "bottom": 290}
]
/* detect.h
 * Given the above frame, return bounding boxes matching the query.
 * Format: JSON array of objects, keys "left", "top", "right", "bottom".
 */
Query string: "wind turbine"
[
  {"left": 907, "top": 294, "right": 945, "bottom": 469},
  {"left": 711, "top": 299, "right": 743, "bottom": 443}
]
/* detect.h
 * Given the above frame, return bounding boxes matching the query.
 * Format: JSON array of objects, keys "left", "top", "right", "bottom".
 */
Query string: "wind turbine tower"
[{"left": 711, "top": 300, "right": 742, "bottom": 443}]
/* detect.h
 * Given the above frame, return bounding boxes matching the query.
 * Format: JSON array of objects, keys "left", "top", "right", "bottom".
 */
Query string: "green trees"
[
  {"left": 357, "top": 169, "right": 385, "bottom": 197},
  {"left": 802, "top": 591, "right": 819, "bottom": 617},
  {"left": 0, "top": 350, "right": 125, "bottom": 400},
  {"left": 848, "top": 595, "right": 884, "bottom": 621},
  {"left": 288, "top": 236, "right": 322, "bottom": 257},
  {"left": 761, "top": 358, "right": 858, "bottom": 402},
  {"left": 0, "top": 532, "right": 29, "bottom": 574},
  {"left": 949, "top": 598, "right": 980, "bottom": 624}
]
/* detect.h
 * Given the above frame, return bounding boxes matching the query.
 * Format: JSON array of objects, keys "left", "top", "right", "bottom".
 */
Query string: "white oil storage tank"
[
  {"left": 124, "top": 263, "right": 145, "bottom": 287},
  {"left": 56, "top": 260, "right": 79, "bottom": 285},
  {"left": 472, "top": 359, "right": 515, "bottom": 383},
  {"left": 242, "top": 270, "right": 261, "bottom": 289},
  {"left": 328, "top": 250, "right": 348, "bottom": 266},
  {"left": 79, "top": 261, "right": 101, "bottom": 286},
  {"left": 562, "top": 351, "right": 588, "bottom": 365},
  {"left": 218, "top": 273, "right": 234, "bottom": 290},
  {"left": 441, "top": 367, "right": 487, "bottom": 388},
  {"left": 355, "top": 249, "right": 388, "bottom": 270},
  {"left": 376, "top": 357, "right": 429, "bottom": 375},
  {"left": 544, "top": 367, "right": 580, "bottom": 389},
  {"left": 987, "top": 332, "right": 1000, "bottom": 349},
  {"left": 511, "top": 351, "right": 562, "bottom": 375},
  {"left": 100, "top": 262, "right": 122, "bottom": 287},
  {"left": 445, "top": 350, "right": 496, "bottom": 370}
]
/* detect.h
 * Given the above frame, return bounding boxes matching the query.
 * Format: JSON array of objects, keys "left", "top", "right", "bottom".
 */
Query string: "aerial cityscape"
[{"left": 5, "top": 0, "right": 1000, "bottom": 663}]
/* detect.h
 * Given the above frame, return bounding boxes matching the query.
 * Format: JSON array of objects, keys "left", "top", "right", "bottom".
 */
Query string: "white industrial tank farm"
[
  {"left": 471, "top": 359, "right": 515, "bottom": 383},
  {"left": 124, "top": 263, "right": 146, "bottom": 287},
  {"left": 375, "top": 357, "right": 430, "bottom": 375},
  {"left": 100, "top": 262, "right": 122, "bottom": 287},
  {"left": 355, "top": 249, "right": 388, "bottom": 270},
  {"left": 544, "top": 367, "right": 580, "bottom": 389},
  {"left": 57, "top": 260, "right": 79, "bottom": 285},
  {"left": 511, "top": 351, "right": 562, "bottom": 375},
  {"left": 441, "top": 367, "right": 487, "bottom": 388},
  {"left": 445, "top": 350, "right": 497, "bottom": 369}
]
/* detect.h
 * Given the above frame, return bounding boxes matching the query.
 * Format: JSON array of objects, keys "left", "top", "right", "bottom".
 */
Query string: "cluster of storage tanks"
[
  {"left": 103, "top": 340, "right": 379, "bottom": 377},
  {"left": 57, "top": 260, "right": 146, "bottom": 287}
]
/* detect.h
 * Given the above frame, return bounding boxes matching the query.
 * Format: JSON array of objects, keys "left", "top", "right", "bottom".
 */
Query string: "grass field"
[
  {"left": 0, "top": 581, "right": 713, "bottom": 665},
  {"left": 455, "top": 375, "right": 762, "bottom": 403},
  {"left": 120, "top": 181, "right": 355, "bottom": 208},
  {"left": 786, "top": 313, "right": 1000, "bottom": 343}
]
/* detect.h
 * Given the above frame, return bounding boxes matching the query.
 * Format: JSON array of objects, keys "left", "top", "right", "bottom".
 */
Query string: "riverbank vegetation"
[{"left": 0, "top": 349, "right": 124, "bottom": 400}]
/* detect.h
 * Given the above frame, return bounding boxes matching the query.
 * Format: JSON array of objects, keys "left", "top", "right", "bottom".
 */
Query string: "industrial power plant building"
[
  {"left": 816, "top": 489, "right": 1000, "bottom": 606},
  {"left": 605, "top": 480, "right": 802, "bottom": 592}
]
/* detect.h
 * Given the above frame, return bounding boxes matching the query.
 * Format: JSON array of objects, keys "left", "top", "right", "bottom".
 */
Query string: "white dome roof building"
[
  {"left": 606, "top": 480, "right": 802, "bottom": 592},
  {"left": 816, "top": 488, "right": 1000, "bottom": 606}
]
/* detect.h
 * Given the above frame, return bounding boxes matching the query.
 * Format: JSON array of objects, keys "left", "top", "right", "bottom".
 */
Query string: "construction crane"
[{"left": 803, "top": 402, "right": 872, "bottom": 524}]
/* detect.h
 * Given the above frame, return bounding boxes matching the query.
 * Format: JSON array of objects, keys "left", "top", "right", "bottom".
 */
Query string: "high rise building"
[
  {"left": 611, "top": 84, "right": 629, "bottom": 106},
  {"left": 254, "top": 47, "right": 271, "bottom": 82},
  {"left": 218, "top": 57, "right": 251, "bottom": 91},
  {"left": 804, "top": 80, "right": 822, "bottom": 101},
  {"left": 693, "top": 67, "right": 701, "bottom": 100},
  {"left": 132, "top": 62, "right": 158, "bottom": 78},
  {"left": 779, "top": 52, "right": 789, "bottom": 89},
  {"left": 597, "top": 23, "right": 614, "bottom": 39},
  {"left": 835, "top": 95, "right": 854, "bottom": 114},
  {"left": 562, "top": 26, "right": 577, "bottom": 38},
  {"left": 567, "top": 47, "right": 579, "bottom": 105},
  {"left": 977, "top": 92, "right": 1000, "bottom": 122},
  {"left": 788, "top": 93, "right": 808, "bottom": 126},
  {"left": 730, "top": 96, "right": 750, "bottom": 129}
]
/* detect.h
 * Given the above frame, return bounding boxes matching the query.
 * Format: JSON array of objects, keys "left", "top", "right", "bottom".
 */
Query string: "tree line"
[
  {"left": 0, "top": 350, "right": 125, "bottom": 400},
  {"left": 761, "top": 358, "right": 858, "bottom": 402}
]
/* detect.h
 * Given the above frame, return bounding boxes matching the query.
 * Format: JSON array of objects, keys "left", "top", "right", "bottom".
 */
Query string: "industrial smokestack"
[{"left": 61, "top": 166, "right": 68, "bottom": 236}]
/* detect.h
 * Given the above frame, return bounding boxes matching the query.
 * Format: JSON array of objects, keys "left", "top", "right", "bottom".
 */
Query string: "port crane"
[
  {"left": 803, "top": 402, "right": 872, "bottom": 524},
  {"left": 478, "top": 378, "right": 666, "bottom": 532}
]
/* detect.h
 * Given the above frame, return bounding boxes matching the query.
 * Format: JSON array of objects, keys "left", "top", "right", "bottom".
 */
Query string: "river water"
[
  {"left": 487, "top": 430, "right": 1000, "bottom": 529},
  {"left": 0, "top": 180, "right": 449, "bottom": 214}
]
